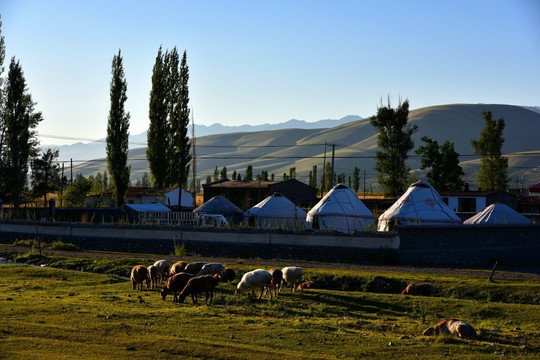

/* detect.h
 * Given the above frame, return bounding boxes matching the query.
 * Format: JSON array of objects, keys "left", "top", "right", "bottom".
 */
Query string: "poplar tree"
[
  {"left": 0, "top": 57, "right": 43, "bottom": 207},
  {"left": 106, "top": 50, "right": 131, "bottom": 206},
  {"left": 471, "top": 111, "right": 509, "bottom": 190},
  {"left": 370, "top": 98, "right": 417, "bottom": 197},
  {"left": 147, "top": 46, "right": 169, "bottom": 188},
  {"left": 352, "top": 166, "right": 360, "bottom": 193}
]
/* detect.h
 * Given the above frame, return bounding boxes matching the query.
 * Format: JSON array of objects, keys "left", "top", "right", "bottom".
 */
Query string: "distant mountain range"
[
  {"left": 52, "top": 115, "right": 362, "bottom": 161},
  {"left": 61, "top": 104, "right": 540, "bottom": 190}
]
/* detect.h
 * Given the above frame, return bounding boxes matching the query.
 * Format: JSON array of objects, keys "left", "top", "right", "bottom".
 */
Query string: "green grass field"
[{"left": 0, "top": 258, "right": 538, "bottom": 359}]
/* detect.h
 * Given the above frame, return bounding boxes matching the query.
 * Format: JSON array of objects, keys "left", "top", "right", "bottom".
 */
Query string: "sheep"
[
  {"left": 153, "top": 260, "right": 171, "bottom": 283},
  {"left": 235, "top": 269, "right": 273, "bottom": 300},
  {"left": 196, "top": 263, "right": 225, "bottom": 277},
  {"left": 297, "top": 281, "right": 315, "bottom": 290},
  {"left": 268, "top": 268, "right": 283, "bottom": 297},
  {"left": 220, "top": 267, "right": 236, "bottom": 283},
  {"left": 423, "top": 318, "right": 477, "bottom": 340},
  {"left": 147, "top": 264, "right": 159, "bottom": 289},
  {"left": 169, "top": 261, "right": 188, "bottom": 276},
  {"left": 281, "top": 266, "right": 303, "bottom": 293},
  {"left": 130, "top": 265, "right": 149, "bottom": 291},
  {"left": 178, "top": 275, "right": 219, "bottom": 305},
  {"left": 160, "top": 272, "right": 195, "bottom": 303},
  {"left": 401, "top": 283, "right": 437, "bottom": 296},
  {"left": 184, "top": 262, "right": 206, "bottom": 275}
]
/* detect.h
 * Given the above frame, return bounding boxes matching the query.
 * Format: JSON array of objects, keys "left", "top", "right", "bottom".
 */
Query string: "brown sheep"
[
  {"left": 423, "top": 318, "right": 477, "bottom": 340},
  {"left": 297, "top": 281, "right": 315, "bottom": 290},
  {"left": 169, "top": 261, "right": 188, "bottom": 276},
  {"left": 184, "top": 262, "right": 206, "bottom": 275},
  {"left": 161, "top": 272, "right": 195, "bottom": 302},
  {"left": 147, "top": 265, "right": 159, "bottom": 289},
  {"left": 220, "top": 267, "right": 236, "bottom": 283},
  {"left": 131, "top": 265, "right": 149, "bottom": 291},
  {"left": 401, "top": 283, "right": 437, "bottom": 296},
  {"left": 268, "top": 268, "right": 283, "bottom": 297},
  {"left": 178, "top": 275, "right": 219, "bottom": 305}
]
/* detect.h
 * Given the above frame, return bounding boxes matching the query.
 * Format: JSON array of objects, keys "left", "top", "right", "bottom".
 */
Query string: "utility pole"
[
  {"left": 321, "top": 142, "right": 327, "bottom": 197},
  {"left": 61, "top": 163, "right": 64, "bottom": 207},
  {"left": 330, "top": 143, "right": 335, "bottom": 188}
]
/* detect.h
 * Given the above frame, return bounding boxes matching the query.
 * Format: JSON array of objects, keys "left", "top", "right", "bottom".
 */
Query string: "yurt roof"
[
  {"left": 193, "top": 195, "right": 244, "bottom": 215},
  {"left": 249, "top": 193, "right": 307, "bottom": 217},
  {"left": 464, "top": 203, "right": 532, "bottom": 225},
  {"left": 308, "top": 183, "right": 373, "bottom": 219},
  {"left": 379, "top": 180, "right": 461, "bottom": 224}
]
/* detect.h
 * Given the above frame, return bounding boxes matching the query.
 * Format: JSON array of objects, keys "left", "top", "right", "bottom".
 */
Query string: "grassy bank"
[{"left": 0, "top": 260, "right": 538, "bottom": 359}]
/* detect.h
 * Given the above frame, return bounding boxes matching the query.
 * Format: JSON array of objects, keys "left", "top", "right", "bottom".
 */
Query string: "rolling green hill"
[{"left": 71, "top": 104, "right": 540, "bottom": 190}]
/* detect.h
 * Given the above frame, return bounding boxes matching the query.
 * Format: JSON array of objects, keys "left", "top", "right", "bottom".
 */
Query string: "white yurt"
[
  {"left": 378, "top": 180, "right": 461, "bottom": 231},
  {"left": 464, "top": 203, "right": 532, "bottom": 225},
  {"left": 247, "top": 193, "right": 307, "bottom": 230},
  {"left": 306, "top": 183, "right": 375, "bottom": 234}
]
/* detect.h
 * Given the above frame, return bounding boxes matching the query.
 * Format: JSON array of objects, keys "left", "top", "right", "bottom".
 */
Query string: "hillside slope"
[{"left": 70, "top": 104, "right": 540, "bottom": 190}]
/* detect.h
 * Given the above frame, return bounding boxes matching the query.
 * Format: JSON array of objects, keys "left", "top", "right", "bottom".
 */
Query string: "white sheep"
[
  {"left": 281, "top": 266, "right": 303, "bottom": 293},
  {"left": 153, "top": 260, "right": 171, "bottom": 283},
  {"left": 196, "top": 263, "right": 225, "bottom": 277},
  {"left": 147, "top": 264, "right": 159, "bottom": 289},
  {"left": 235, "top": 269, "right": 273, "bottom": 300}
]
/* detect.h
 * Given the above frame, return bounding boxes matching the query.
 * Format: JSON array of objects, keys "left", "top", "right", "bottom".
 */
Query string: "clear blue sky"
[{"left": 2, "top": 0, "right": 539, "bottom": 145}]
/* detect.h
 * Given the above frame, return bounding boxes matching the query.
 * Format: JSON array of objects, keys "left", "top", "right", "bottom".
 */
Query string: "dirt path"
[{"left": 1, "top": 244, "right": 538, "bottom": 280}]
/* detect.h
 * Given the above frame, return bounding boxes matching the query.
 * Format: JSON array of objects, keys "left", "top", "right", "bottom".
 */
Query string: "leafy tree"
[
  {"left": 308, "top": 165, "right": 317, "bottom": 188},
  {"left": 141, "top": 172, "right": 150, "bottom": 187},
  {"left": 205, "top": 175, "right": 211, "bottom": 184},
  {"left": 64, "top": 174, "right": 93, "bottom": 207},
  {"left": 245, "top": 165, "right": 253, "bottom": 181},
  {"left": 370, "top": 98, "right": 417, "bottom": 197},
  {"left": 352, "top": 166, "right": 360, "bottom": 192},
  {"left": 31, "top": 149, "right": 61, "bottom": 206},
  {"left": 289, "top": 167, "right": 296, "bottom": 180},
  {"left": 270, "top": 173, "right": 275, "bottom": 181},
  {"left": 220, "top": 166, "right": 227, "bottom": 180},
  {"left": 0, "top": 57, "right": 43, "bottom": 207},
  {"left": 416, "top": 136, "right": 464, "bottom": 191},
  {"left": 231, "top": 170, "right": 237, "bottom": 181},
  {"left": 106, "top": 50, "right": 131, "bottom": 206},
  {"left": 212, "top": 166, "right": 219, "bottom": 182},
  {"left": 146, "top": 46, "right": 169, "bottom": 188},
  {"left": 167, "top": 49, "right": 191, "bottom": 197},
  {"left": 471, "top": 111, "right": 509, "bottom": 190}
]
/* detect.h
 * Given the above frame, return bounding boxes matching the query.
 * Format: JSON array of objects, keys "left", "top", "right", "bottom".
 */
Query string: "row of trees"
[{"left": 370, "top": 98, "right": 509, "bottom": 197}]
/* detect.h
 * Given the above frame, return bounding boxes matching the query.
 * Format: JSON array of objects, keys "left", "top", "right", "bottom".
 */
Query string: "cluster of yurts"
[{"left": 194, "top": 180, "right": 533, "bottom": 233}]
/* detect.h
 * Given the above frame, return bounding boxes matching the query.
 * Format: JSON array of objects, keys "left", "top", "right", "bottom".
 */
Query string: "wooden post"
[{"left": 488, "top": 260, "right": 498, "bottom": 282}]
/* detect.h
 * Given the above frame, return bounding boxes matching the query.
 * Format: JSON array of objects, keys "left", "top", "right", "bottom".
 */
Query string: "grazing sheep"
[
  {"left": 235, "top": 269, "right": 273, "bottom": 300},
  {"left": 281, "top": 266, "right": 303, "bottom": 293},
  {"left": 196, "top": 263, "right": 225, "bottom": 277},
  {"left": 184, "top": 262, "right": 206, "bottom": 275},
  {"left": 220, "top": 267, "right": 236, "bottom": 283},
  {"left": 423, "top": 318, "right": 477, "bottom": 340},
  {"left": 161, "top": 272, "right": 194, "bottom": 302},
  {"left": 178, "top": 275, "right": 219, "bottom": 305},
  {"left": 169, "top": 261, "right": 188, "bottom": 276},
  {"left": 401, "top": 283, "right": 437, "bottom": 296},
  {"left": 268, "top": 268, "right": 283, "bottom": 297},
  {"left": 297, "top": 281, "right": 315, "bottom": 290},
  {"left": 131, "top": 265, "right": 149, "bottom": 291},
  {"left": 147, "top": 265, "right": 159, "bottom": 289},
  {"left": 153, "top": 260, "right": 171, "bottom": 283}
]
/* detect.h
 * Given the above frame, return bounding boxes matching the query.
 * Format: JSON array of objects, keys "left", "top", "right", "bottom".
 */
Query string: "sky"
[{"left": 1, "top": 0, "right": 539, "bottom": 146}]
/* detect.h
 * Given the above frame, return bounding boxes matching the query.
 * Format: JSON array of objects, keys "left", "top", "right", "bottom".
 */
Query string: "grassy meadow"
[{"left": 0, "top": 255, "right": 538, "bottom": 359}]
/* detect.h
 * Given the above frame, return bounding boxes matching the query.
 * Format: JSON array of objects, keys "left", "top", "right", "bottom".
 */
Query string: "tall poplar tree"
[
  {"left": 370, "top": 98, "right": 417, "bottom": 197},
  {"left": 106, "top": 50, "right": 131, "bottom": 206},
  {"left": 0, "top": 57, "right": 43, "bottom": 207},
  {"left": 352, "top": 166, "right": 360, "bottom": 193},
  {"left": 31, "top": 149, "right": 61, "bottom": 207},
  {"left": 471, "top": 111, "right": 509, "bottom": 191},
  {"left": 147, "top": 46, "right": 169, "bottom": 188}
]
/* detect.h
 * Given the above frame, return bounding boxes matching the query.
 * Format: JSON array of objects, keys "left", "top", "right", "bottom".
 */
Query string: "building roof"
[
  {"left": 464, "top": 203, "right": 531, "bottom": 225},
  {"left": 529, "top": 182, "right": 540, "bottom": 193},
  {"left": 204, "top": 179, "right": 279, "bottom": 189}
]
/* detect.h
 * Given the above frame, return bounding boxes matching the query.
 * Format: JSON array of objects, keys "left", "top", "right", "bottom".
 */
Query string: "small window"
[{"left": 458, "top": 198, "right": 475, "bottom": 212}]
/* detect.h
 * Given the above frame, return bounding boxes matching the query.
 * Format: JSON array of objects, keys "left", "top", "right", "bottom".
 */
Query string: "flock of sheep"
[
  {"left": 130, "top": 261, "right": 477, "bottom": 340},
  {"left": 130, "top": 260, "right": 305, "bottom": 305}
]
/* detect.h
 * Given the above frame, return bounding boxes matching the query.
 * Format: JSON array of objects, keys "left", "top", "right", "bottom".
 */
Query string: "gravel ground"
[{"left": 1, "top": 244, "right": 538, "bottom": 281}]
